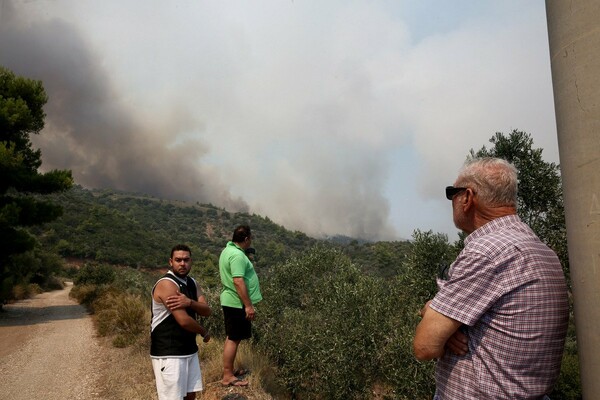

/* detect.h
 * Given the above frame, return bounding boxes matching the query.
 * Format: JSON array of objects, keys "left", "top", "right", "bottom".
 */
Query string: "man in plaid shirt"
[{"left": 414, "top": 158, "right": 569, "bottom": 399}]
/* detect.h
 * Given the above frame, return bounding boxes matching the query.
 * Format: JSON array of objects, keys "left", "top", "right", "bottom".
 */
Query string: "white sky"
[{"left": 0, "top": 1, "right": 559, "bottom": 241}]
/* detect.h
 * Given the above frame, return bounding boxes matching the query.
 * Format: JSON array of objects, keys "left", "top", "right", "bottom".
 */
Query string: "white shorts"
[{"left": 152, "top": 353, "right": 203, "bottom": 400}]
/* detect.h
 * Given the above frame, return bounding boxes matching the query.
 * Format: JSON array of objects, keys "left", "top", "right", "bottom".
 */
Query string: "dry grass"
[
  {"left": 198, "top": 339, "right": 288, "bottom": 400},
  {"left": 95, "top": 334, "right": 286, "bottom": 400},
  {"left": 94, "top": 336, "right": 158, "bottom": 399}
]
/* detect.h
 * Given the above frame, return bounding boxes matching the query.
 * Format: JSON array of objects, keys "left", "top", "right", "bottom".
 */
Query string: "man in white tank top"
[{"left": 151, "top": 244, "right": 212, "bottom": 400}]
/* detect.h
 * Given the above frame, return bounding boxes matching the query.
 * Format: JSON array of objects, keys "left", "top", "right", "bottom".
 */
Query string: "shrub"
[
  {"left": 11, "top": 284, "right": 31, "bottom": 300},
  {"left": 45, "top": 276, "right": 65, "bottom": 291},
  {"left": 197, "top": 285, "right": 225, "bottom": 339},
  {"left": 110, "top": 266, "right": 155, "bottom": 296},
  {"left": 74, "top": 263, "right": 116, "bottom": 286},
  {"left": 552, "top": 313, "right": 581, "bottom": 399},
  {"left": 70, "top": 283, "right": 107, "bottom": 308},
  {"left": 1, "top": 248, "right": 66, "bottom": 304},
  {"left": 256, "top": 246, "right": 434, "bottom": 399},
  {"left": 94, "top": 291, "right": 149, "bottom": 347},
  {"left": 553, "top": 351, "right": 581, "bottom": 400}
]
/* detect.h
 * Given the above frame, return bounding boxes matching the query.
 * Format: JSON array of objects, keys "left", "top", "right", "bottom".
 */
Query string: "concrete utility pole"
[{"left": 545, "top": 1, "right": 600, "bottom": 398}]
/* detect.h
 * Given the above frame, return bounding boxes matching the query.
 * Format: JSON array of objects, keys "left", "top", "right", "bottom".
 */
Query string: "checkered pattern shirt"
[{"left": 430, "top": 215, "right": 569, "bottom": 399}]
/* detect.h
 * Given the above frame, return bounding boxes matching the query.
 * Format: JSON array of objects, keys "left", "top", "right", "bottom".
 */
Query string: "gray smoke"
[
  {"left": 0, "top": 1, "right": 248, "bottom": 212},
  {"left": 0, "top": 1, "right": 400, "bottom": 240}
]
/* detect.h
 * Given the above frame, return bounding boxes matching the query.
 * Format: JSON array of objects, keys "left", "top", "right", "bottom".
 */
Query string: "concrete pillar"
[{"left": 545, "top": 1, "right": 600, "bottom": 398}]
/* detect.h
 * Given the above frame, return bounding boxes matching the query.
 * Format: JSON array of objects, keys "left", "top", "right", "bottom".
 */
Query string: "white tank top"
[{"left": 150, "top": 272, "right": 192, "bottom": 332}]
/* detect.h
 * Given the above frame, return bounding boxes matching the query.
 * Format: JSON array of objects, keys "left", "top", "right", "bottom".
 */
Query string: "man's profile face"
[
  {"left": 451, "top": 180, "right": 468, "bottom": 232},
  {"left": 169, "top": 250, "right": 192, "bottom": 278}
]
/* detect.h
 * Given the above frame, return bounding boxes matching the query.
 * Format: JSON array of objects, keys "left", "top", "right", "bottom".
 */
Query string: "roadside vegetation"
[{"left": 66, "top": 231, "right": 580, "bottom": 399}]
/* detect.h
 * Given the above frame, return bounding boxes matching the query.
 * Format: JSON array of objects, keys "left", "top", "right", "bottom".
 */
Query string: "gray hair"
[{"left": 457, "top": 157, "right": 518, "bottom": 208}]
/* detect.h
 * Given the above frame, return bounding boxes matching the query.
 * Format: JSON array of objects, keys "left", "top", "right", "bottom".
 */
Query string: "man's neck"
[
  {"left": 234, "top": 241, "right": 249, "bottom": 250},
  {"left": 474, "top": 206, "right": 517, "bottom": 230},
  {"left": 168, "top": 270, "right": 188, "bottom": 283}
]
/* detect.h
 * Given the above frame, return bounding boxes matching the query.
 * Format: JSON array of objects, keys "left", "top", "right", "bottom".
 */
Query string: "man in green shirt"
[{"left": 219, "top": 225, "right": 262, "bottom": 387}]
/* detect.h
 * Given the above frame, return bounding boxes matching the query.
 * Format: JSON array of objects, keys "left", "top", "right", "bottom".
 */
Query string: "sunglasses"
[{"left": 445, "top": 186, "right": 468, "bottom": 200}]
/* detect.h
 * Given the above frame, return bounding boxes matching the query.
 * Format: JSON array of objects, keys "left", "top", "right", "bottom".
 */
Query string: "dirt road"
[{"left": 0, "top": 283, "right": 102, "bottom": 400}]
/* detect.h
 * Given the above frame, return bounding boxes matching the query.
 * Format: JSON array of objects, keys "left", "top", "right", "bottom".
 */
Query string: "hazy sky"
[{"left": 0, "top": 1, "right": 559, "bottom": 241}]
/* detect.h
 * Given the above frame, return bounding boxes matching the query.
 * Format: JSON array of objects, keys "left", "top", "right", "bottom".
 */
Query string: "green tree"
[
  {"left": 469, "top": 130, "right": 569, "bottom": 284},
  {"left": 0, "top": 66, "right": 73, "bottom": 305},
  {"left": 403, "top": 229, "right": 458, "bottom": 299}
]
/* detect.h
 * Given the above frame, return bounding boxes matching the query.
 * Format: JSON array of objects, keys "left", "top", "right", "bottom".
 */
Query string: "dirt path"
[{"left": 0, "top": 283, "right": 103, "bottom": 400}]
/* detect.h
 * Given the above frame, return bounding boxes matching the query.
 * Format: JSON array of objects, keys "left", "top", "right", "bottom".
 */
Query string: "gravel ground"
[{"left": 0, "top": 283, "right": 103, "bottom": 400}]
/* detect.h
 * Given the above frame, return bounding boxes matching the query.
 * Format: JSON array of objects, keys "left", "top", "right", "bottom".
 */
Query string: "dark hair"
[
  {"left": 232, "top": 225, "right": 251, "bottom": 243},
  {"left": 170, "top": 244, "right": 192, "bottom": 258}
]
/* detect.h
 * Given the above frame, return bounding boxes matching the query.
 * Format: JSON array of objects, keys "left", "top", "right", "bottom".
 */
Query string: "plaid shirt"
[{"left": 430, "top": 215, "right": 569, "bottom": 399}]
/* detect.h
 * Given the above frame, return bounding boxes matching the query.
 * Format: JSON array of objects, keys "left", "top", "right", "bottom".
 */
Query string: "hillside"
[{"left": 31, "top": 186, "right": 411, "bottom": 280}]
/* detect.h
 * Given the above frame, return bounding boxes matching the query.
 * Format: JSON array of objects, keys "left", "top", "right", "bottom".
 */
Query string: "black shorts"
[{"left": 222, "top": 306, "right": 252, "bottom": 341}]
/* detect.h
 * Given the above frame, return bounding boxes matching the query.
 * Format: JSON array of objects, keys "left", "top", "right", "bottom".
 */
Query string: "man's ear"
[{"left": 462, "top": 188, "right": 476, "bottom": 212}]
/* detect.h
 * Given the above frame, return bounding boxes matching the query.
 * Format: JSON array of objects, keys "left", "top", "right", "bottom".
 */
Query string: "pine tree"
[{"left": 0, "top": 66, "right": 73, "bottom": 304}]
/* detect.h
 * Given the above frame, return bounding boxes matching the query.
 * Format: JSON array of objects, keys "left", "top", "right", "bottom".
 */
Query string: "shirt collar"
[
  {"left": 227, "top": 241, "right": 245, "bottom": 253},
  {"left": 167, "top": 270, "right": 188, "bottom": 285},
  {"left": 464, "top": 214, "right": 521, "bottom": 245}
]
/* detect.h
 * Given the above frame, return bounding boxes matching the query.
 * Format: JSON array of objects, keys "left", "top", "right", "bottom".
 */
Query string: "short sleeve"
[
  {"left": 230, "top": 253, "right": 248, "bottom": 277},
  {"left": 430, "top": 250, "right": 505, "bottom": 326}
]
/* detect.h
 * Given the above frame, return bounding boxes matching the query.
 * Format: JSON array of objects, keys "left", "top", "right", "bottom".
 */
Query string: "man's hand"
[
  {"left": 165, "top": 290, "right": 191, "bottom": 311},
  {"left": 446, "top": 329, "right": 469, "bottom": 356},
  {"left": 245, "top": 305, "right": 256, "bottom": 321},
  {"left": 202, "top": 332, "right": 211, "bottom": 343}
]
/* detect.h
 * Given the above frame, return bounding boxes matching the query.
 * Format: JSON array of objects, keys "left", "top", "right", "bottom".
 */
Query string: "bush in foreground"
[
  {"left": 95, "top": 291, "right": 150, "bottom": 347},
  {"left": 256, "top": 246, "right": 435, "bottom": 399}
]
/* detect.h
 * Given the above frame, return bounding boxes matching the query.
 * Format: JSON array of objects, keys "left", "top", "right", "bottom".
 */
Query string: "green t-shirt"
[{"left": 219, "top": 241, "right": 263, "bottom": 308}]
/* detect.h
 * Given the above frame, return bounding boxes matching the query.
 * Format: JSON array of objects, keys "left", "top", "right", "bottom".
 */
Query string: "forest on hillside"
[{"left": 30, "top": 185, "right": 413, "bottom": 283}]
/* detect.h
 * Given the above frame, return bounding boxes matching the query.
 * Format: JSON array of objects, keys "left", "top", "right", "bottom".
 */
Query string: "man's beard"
[{"left": 173, "top": 269, "right": 189, "bottom": 279}]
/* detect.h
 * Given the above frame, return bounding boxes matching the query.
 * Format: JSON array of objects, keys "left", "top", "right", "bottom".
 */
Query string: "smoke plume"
[{"left": 0, "top": 1, "right": 248, "bottom": 213}]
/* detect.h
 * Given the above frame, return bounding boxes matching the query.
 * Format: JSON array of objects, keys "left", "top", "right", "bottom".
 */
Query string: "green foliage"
[
  {"left": 31, "top": 185, "right": 325, "bottom": 280},
  {"left": 73, "top": 262, "right": 156, "bottom": 306},
  {"left": 0, "top": 247, "right": 66, "bottom": 303},
  {"left": 110, "top": 266, "right": 156, "bottom": 296},
  {"left": 74, "top": 263, "right": 116, "bottom": 286},
  {"left": 342, "top": 240, "right": 412, "bottom": 278},
  {"left": 401, "top": 230, "right": 457, "bottom": 300},
  {"left": 69, "top": 264, "right": 151, "bottom": 313},
  {"left": 32, "top": 185, "right": 414, "bottom": 286},
  {"left": 69, "top": 284, "right": 105, "bottom": 307},
  {"left": 94, "top": 291, "right": 149, "bottom": 348},
  {"left": 553, "top": 351, "right": 581, "bottom": 400},
  {"left": 0, "top": 67, "right": 46, "bottom": 169},
  {"left": 70, "top": 270, "right": 150, "bottom": 349},
  {"left": 190, "top": 250, "right": 220, "bottom": 289},
  {"left": 0, "top": 66, "right": 73, "bottom": 305},
  {"left": 256, "top": 246, "right": 434, "bottom": 399},
  {"left": 551, "top": 313, "right": 581, "bottom": 400},
  {"left": 197, "top": 285, "right": 225, "bottom": 338}
]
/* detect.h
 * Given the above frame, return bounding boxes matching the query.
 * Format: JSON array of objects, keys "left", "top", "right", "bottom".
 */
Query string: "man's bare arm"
[
  {"left": 165, "top": 286, "right": 211, "bottom": 317},
  {"left": 414, "top": 302, "right": 462, "bottom": 360},
  {"left": 154, "top": 281, "right": 208, "bottom": 335},
  {"left": 233, "top": 277, "right": 255, "bottom": 320}
]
